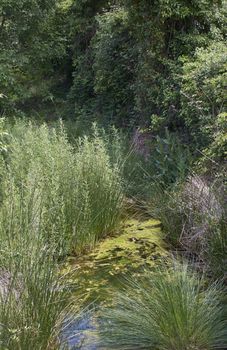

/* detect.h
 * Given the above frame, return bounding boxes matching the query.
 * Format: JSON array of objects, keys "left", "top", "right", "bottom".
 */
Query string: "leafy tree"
[
  {"left": 0, "top": 0, "right": 67, "bottom": 115},
  {"left": 68, "top": 0, "right": 226, "bottom": 133},
  {"left": 92, "top": 8, "right": 135, "bottom": 126},
  {"left": 123, "top": 0, "right": 225, "bottom": 128},
  {"left": 66, "top": 0, "right": 110, "bottom": 125},
  {"left": 181, "top": 41, "right": 227, "bottom": 150}
]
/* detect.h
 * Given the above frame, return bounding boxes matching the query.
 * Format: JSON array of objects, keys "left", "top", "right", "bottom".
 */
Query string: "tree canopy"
[{"left": 0, "top": 0, "right": 226, "bottom": 157}]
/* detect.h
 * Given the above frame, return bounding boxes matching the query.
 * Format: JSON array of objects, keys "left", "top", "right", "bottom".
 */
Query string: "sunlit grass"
[
  {"left": 0, "top": 120, "right": 123, "bottom": 254},
  {"left": 100, "top": 262, "right": 227, "bottom": 349}
]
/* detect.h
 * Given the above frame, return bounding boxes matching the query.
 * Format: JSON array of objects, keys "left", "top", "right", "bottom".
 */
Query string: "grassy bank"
[
  {"left": 0, "top": 119, "right": 124, "bottom": 349},
  {"left": 0, "top": 118, "right": 226, "bottom": 349}
]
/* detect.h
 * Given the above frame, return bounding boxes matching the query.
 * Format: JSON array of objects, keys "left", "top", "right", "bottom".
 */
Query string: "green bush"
[
  {"left": 67, "top": 0, "right": 225, "bottom": 128},
  {"left": 0, "top": 0, "right": 67, "bottom": 116},
  {"left": 147, "top": 174, "right": 227, "bottom": 279},
  {"left": 100, "top": 263, "right": 227, "bottom": 350},
  {"left": 181, "top": 41, "right": 227, "bottom": 151},
  {"left": 196, "top": 112, "right": 227, "bottom": 174}
]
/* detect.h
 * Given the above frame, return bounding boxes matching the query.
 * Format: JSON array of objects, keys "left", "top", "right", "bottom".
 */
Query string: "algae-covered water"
[{"left": 62, "top": 218, "right": 168, "bottom": 349}]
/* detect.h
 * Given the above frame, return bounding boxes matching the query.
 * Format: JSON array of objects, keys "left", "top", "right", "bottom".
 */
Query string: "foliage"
[
  {"left": 206, "top": 217, "right": 227, "bottom": 279},
  {"left": 100, "top": 262, "right": 227, "bottom": 349},
  {"left": 0, "top": 0, "right": 67, "bottom": 116},
  {"left": 0, "top": 117, "right": 8, "bottom": 153},
  {"left": 73, "top": 127, "right": 124, "bottom": 249},
  {"left": 123, "top": 0, "right": 226, "bottom": 130},
  {"left": 67, "top": 4, "right": 134, "bottom": 127},
  {"left": 65, "top": 0, "right": 105, "bottom": 123},
  {"left": 67, "top": 0, "right": 226, "bottom": 131},
  {"left": 1, "top": 0, "right": 226, "bottom": 168},
  {"left": 147, "top": 183, "right": 185, "bottom": 246},
  {"left": 181, "top": 41, "right": 227, "bottom": 150},
  {"left": 151, "top": 129, "right": 191, "bottom": 186},
  {"left": 92, "top": 8, "right": 135, "bottom": 126}
]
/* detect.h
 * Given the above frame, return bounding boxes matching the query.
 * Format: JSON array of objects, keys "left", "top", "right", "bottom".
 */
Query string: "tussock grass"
[{"left": 100, "top": 263, "right": 227, "bottom": 350}]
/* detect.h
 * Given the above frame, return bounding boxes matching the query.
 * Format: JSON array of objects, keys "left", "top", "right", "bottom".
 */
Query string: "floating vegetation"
[{"left": 63, "top": 218, "right": 168, "bottom": 305}]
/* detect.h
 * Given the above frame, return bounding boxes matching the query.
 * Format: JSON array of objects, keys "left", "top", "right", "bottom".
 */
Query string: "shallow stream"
[{"left": 62, "top": 218, "right": 168, "bottom": 349}]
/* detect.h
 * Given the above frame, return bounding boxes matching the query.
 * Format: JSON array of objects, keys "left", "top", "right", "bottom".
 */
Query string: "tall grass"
[
  {"left": 146, "top": 182, "right": 185, "bottom": 246},
  {"left": 73, "top": 130, "right": 123, "bottom": 248},
  {"left": 1, "top": 120, "right": 123, "bottom": 254},
  {"left": 206, "top": 217, "right": 227, "bottom": 279},
  {"left": 0, "top": 183, "right": 76, "bottom": 350},
  {"left": 0, "top": 119, "right": 124, "bottom": 347},
  {"left": 121, "top": 129, "right": 191, "bottom": 199},
  {"left": 147, "top": 175, "right": 227, "bottom": 278},
  {"left": 100, "top": 263, "right": 227, "bottom": 350}
]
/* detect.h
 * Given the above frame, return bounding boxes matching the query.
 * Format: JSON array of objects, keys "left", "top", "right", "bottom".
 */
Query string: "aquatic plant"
[{"left": 100, "top": 262, "right": 227, "bottom": 349}]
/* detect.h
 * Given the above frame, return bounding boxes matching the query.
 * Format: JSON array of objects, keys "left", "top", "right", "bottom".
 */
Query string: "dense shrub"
[
  {"left": 181, "top": 41, "right": 227, "bottom": 151},
  {"left": 147, "top": 183, "right": 185, "bottom": 246},
  {"left": 67, "top": 0, "right": 226, "bottom": 131},
  {"left": 206, "top": 218, "right": 227, "bottom": 279},
  {"left": 0, "top": 0, "right": 67, "bottom": 116},
  {"left": 120, "top": 129, "right": 191, "bottom": 199}
]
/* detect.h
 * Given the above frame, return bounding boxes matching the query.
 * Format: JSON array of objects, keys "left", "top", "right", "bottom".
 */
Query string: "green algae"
[
  {"left": 92, "top": 219, "right": 166, "bottom": 265},
  {"left": 63, "top": 218, "right": 168, "bottom": 304}
]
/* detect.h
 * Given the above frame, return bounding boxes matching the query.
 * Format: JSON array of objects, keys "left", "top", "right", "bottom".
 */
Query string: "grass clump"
[
  {"left": 206, "top": 217, "right": 227, "bottom": 279},
  {"left": 0, "top": 120, "right": 123, "bottom": 254},
  {"left": 100, "top": 263, "right": 227, "bottom": 350},
  {"left": 0, "top": 246, "right": 71, "bottom": 350},
  {"left": 147, "top": 174, "right": 227, "bottom": 279},
  {"left": 146, "top": 182, "right": 185, "bottom": 246},
  {"left": 72, "top": 129, "right": 123, "bottom": 250},
  {"left": 0, "top": 186, "right": 76, "bottom": 350}
]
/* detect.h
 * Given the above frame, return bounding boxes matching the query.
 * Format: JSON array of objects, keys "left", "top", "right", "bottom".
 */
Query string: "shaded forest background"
[{"left": 0, "top": 0, "right": 226, "bottom": 167}]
